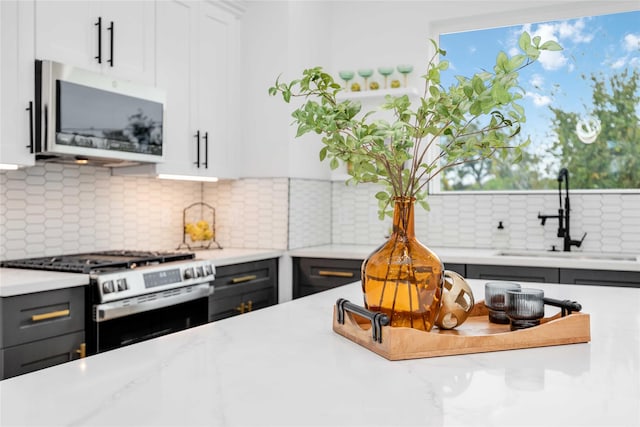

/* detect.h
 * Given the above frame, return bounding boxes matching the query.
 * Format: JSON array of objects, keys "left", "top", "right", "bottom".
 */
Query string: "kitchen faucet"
[{"left": 537, "top": 168, "right": 587, "bottom": 252}]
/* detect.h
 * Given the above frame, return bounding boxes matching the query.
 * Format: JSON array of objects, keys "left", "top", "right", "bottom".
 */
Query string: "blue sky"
[{"left": 439, "top": 10, "right": 640, "bottom": 173}]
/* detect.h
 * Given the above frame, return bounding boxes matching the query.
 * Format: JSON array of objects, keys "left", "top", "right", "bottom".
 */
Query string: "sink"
[{"left": 496, "top": 250, "right": 639, "bottom": 262}]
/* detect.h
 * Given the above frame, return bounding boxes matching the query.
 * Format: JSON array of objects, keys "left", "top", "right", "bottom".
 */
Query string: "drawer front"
[
  {"left": 1, "top": 331, "right": 85, "bottom": 380},
  {"left": 560, "top": 268, "right": 640, "bottom": 288},
  {"left": 1, "top": 287, "right": 85, "bottom": 348},
  {"left": 466, "top": 264, "right": 559, "bottom": 283},
  {"left": 293, "top": 258, "right": 363, "bottom": 299},
  {"left": 214, "top": 259, "right": 277, "bottom": 287}
]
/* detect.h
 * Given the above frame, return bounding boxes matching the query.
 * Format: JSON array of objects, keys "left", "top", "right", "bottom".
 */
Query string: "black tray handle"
[
  {"left": 336, "top": 299, "right": 389, "bottom": 343},
  {"left": 543, "top": 297, "right": 582, "bottom": 317}
]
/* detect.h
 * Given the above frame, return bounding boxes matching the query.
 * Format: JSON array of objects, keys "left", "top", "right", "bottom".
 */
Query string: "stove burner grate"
[{"left": 0, "top": 250, "right": 195, "bottom": 274}]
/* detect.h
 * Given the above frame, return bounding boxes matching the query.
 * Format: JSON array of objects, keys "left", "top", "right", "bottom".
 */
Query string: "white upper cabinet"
[
  {"left": 152, "top": 0, "right": 242, "bottom": 179},
  {"left": 0, "top": 0, "right": 36, "bottom": 167},
  {"left": 34, "top": 0, "right": 155, "bottom": 84},
  {"left": 154, "top": 0, "right": 199, "bottom": 177}
]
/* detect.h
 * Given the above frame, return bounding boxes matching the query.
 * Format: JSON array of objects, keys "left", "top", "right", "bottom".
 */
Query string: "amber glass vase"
[{"left": 361, "top": 197, "right": 444, "bottom": 332}]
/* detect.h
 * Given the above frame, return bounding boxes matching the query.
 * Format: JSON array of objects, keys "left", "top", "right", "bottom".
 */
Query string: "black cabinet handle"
[
  {"left": 194, "top": 130, "right": 201, "bottom": 168},
  {"left": 26, "top": 101, "right": 34, "bottom": 153},
  {"left": 107, "top": 21, "right": 114, "bottom": 66},
  {"left": 203, "top": 132, "right": 209, "bottom": 169},
  {"left": 94, "top": 17, "right": 102, "bottom": 64}
]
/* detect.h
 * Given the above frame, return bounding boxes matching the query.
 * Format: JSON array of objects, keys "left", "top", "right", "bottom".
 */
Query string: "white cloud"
[
  {"left": 611, "top": 57, "right": 627, "bottom": 69},
  {"left": 525, "top": 92, "right": 552, "bottom": 107},
  {"left": 557, "top": 19, "right": 594, "bottom": 43},
  {"left": 623, "top": 33, "right": 640, "bottom": 52},
  {"left": 529, "top": 74, "right": 544, "bottom": 89},
  {"left": 538, "top": 50, "right": 568, "bottom": 71}
]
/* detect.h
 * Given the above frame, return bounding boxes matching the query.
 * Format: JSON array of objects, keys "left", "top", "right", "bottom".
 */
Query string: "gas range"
[
  {"left": 1, "top": 250, "right": 215, "bottom": 353},
  {"left": 1, "top": 250, "right": 215, "bottom": 318}
]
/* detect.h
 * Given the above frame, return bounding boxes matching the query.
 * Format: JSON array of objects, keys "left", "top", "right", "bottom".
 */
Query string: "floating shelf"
[{"left": 336, "top": 87, "right": 420, "bottom": 102}]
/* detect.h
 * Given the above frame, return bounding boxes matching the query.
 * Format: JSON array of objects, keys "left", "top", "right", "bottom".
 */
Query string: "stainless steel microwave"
[{"left": 34, "top": 60, "right": 166, "bottom": 166}]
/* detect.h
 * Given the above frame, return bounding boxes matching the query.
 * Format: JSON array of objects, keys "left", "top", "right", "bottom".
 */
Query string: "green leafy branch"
[{"left": 269, "top": 32, "right": 561, "bottom": 218}]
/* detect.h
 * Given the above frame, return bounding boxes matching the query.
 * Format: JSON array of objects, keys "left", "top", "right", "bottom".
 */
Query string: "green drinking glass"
[
  {"left": 397, "top": 64, "right": 414, "bottom": 87},
  {"left": 339, "top": 70, "right": 355, "bottom": 91},
  {"left": 357, "top": 68, "right": 374, "bottom": 91},
  {"left": 377, "top": 67, "right": 394, "bottom": 89}
]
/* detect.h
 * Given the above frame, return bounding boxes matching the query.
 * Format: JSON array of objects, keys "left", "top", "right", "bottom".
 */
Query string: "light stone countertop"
[
  {"left": 193, "top": 247, "right": 284, "bottom": 267},
  {"left": 1, "top": 279, "right": 638, "bottom": 426},
  {"left": 0, "top": 268, "right": 89, "bottom": 297},
  {"left": 288, "top": 244, "right": 640, "bottom": 272}
]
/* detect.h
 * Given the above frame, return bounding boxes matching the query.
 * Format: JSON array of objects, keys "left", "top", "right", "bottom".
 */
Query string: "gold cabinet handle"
[
  {"left": 318, "top": 270, "right": 354, "bottom": 278},
  {"left": 231, "top": 274, "right": 257, "bottom": 284},
  {"left": 235, "top": 302, "right": 245, "bottom": 313},
  {"left": 246, "top": 300, "right": 253, "bottom": 312},
  {"left": 75, "top": 343, "right": 86, "bottom": 358},
  {"left": 31, "top": 309, "right": 70, "bottom": 322}
]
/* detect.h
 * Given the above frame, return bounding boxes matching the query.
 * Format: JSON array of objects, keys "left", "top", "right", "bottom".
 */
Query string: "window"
[{"left": 436, "top": 9, "right": 639, "bottom": 191}]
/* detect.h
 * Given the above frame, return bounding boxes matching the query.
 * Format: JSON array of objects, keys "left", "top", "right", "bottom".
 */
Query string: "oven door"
[{"left": 89, "top": 283, "right": 210, "bottom": 354}]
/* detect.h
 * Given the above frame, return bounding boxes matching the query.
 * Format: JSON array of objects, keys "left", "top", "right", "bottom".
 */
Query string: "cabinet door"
[
  {"left": 34, "top": 1, "right": 96, "bottom": 70},
  {"left": 34, "top": 1, "right": 154, "bottom": 83},
  {"left": 1, "top": 331, "right": 84, "bottom": 380},
  {"left": 97, "top": 1, "right": 155, "bottom": 84},
  {"left": 208, "top": 259, "right": 278, "bottom": 321},
  {"left": 196, "top": 2, "right": 239, "bottom": 178},
  {"left": 0, "top": 0, "right": 36, "bottom": 167},
  {"left": 155, "top": 0, "right": 200, "bottom": 176}
]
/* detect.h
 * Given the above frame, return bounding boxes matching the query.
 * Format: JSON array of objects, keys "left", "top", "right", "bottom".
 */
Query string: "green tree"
[
  {"left": 549, "top": 68, "right": 640, "bottom": 189},
  {"left": 442, "top": 134, "right": 552, "bottom": 190}
]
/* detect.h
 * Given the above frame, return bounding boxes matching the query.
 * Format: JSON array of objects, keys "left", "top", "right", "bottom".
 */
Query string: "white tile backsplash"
[
  {"left": 288, "top": 179, "right": 331, "bottom": 250},
  {"left": 326, "top": 183, "right": 640, "bottom": 254},
  {"left": 0, "top": 166, "right": 289, "bottom": 260}
]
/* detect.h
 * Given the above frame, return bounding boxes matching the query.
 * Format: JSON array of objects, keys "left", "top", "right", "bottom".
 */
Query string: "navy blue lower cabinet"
[
  {"left": 560, "top": 268, "right": 640, "bottom": 288},
  {"left": 466, "top": 264, "right": 560, "bottom": 283},
  {"left": 208, "top": 258, "right": 278, "bottom": 322}
]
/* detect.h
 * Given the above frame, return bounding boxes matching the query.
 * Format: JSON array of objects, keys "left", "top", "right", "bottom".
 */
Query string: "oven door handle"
[{"left": 94, "top": 283, "right": 210, "bottom": 322}]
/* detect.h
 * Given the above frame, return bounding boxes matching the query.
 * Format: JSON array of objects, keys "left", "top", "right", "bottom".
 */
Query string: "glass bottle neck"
[{"left": 392, "top": 197, "right": 415, "bottom": 238}]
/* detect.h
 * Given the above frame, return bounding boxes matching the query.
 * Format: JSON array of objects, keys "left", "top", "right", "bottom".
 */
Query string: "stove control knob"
[
  {"left": 117, "top": 279, "right": 128, "bottom": 291},
  {"left": 184, "top": 268, "right": 194, "bottom": 280},
  {"left": 102, "top": 280, "right": 114, "bottom": 294},
  {"left": 196, "top": 266, "right": 204, "bottom": 278}
]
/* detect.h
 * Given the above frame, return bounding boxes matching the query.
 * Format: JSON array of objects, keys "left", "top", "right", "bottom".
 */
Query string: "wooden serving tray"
[{"left": 332, "top": 301, "right": 591, "bottom": 360}]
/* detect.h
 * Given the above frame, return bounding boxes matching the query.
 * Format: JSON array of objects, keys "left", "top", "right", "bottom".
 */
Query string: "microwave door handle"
[
  {"left": 107, "top": 21, "right": 114, "bottom": 67},
  {"left": 203, "top": 132, "right": 209, "bottom": 169},
  {"left": 194, "top": 130, "right": 200, "bottom": 168},
  {"left": 26, "top": 101, "right": 34, "bottom": 153},
  {"left": 94, "top": 17, "right": 102, "bottom": 64}
]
